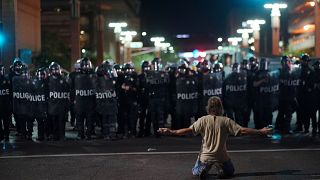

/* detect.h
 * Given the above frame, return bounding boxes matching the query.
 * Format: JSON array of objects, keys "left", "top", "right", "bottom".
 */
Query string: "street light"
[
  {"left": 108, "top": 22, "right": 128, "bottom": 33},
  {"left": 246, "top": 19, "right": 266, "bottom": 55},
  {"left": 228, "top": 37, "right": 242, "bottom": 46},
  {"left": 150, "top": 37, "right": 165, "bottom": 58},
  {"left": 264, "top": 3, "right": 287, "bottom": 55},
  {"left": 237, "top": 28, "right": 253, "bottom": 47},
  {"left": 108, "top": 22, "right": 128, "bottom": 63},
  {"left": 120, "top": 31, "right": 137, "bottom": 62}
]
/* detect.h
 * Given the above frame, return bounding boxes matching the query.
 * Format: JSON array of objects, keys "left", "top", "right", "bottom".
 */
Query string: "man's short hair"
[{"left": 206, "top": 96, "right": 224, "bottom": 116}]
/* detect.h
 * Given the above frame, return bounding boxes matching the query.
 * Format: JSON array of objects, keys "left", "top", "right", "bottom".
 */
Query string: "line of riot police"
[{"left": 1, "top": 53, "right": 320, "bottom": 142}]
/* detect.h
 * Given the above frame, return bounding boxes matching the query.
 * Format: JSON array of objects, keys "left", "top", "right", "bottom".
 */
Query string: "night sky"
[{"left": 140, "top": 0, "right": 281, "bottom": 51}]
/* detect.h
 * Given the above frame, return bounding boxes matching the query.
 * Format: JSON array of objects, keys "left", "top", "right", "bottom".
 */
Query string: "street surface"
[{"left": 1, "top": 121, "right": 320, "bottom": 180}]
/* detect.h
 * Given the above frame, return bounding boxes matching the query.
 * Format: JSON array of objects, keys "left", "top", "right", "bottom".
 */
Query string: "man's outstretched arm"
[
  {"left": 239, "top": 127, "right": 271, "bottom": 136},
  {"left": 158, "top": 128, "right": 192, "bottom": 136}
]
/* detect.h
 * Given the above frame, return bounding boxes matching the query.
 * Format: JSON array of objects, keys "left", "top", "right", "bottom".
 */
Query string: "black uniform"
[
  {"left": 146, "top": 70, "right": 169, "bottom": 136},
  {"left": 297, "top": 65, "right": 317, "bottom": 133},
  {"left": 48, "top": 76, "right": 70, "bottom": 140},
  {"left": 119, "top": 72, "right": 139, "bottom": 137},
  {"left": 223, "top": 71, "right": 248, "bottom": 126},
  {"left": 12, "top": 75, "right": 33, "bottom": 137},
  {"left": 0, "top": 74, "right": 12, "bottom": 141},
  {"left": 175, "top": 73, "right": 198, "bottom": 129},
  {"left": 96, "top": 76, "right": 118, "bottom": 139},
  {"left": 253, "top": 70, "right": 279, "bottom": 128},
  {"left": 30, "top": 78, "right": 48, "bottom": 140},
  {"left": 275, "top": 68, "right": 300, "bottom": 133},
  {"left": 244, "top": 68, "right": 258, "bottom": 126},
  {"left": 68, "top": 71, "right": 78, "bottom": 127},
  {"left": 71, "top": 73, "right": 96, "bottom": 139},
  {"left": 137, "top": 72, "right": 150, "bottom": 137}
]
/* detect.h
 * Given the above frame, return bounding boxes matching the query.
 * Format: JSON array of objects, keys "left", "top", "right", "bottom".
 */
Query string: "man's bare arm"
[
  {"left": 239, "top": 127, "right": 271, "bottom": 136},
  {"left": 158, "top": 128, "right": 193, "bottom": 136}
]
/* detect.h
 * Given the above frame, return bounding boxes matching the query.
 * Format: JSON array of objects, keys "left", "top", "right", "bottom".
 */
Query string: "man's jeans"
[{"left": 192, "top": 158, "right": 235, "bottom": 178}]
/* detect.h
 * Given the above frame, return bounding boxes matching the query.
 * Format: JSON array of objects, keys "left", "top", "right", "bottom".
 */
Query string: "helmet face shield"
[
  {"left": 80, "top": 58, "right": 93, "bottom": 74},
  {"left": 13, "top": 59, "right": 23, "bottom": 75},
  {"left": 232, "top": 63, "right": 241, "bottom": 73},
  {"left": 36, "top": 68, "right": 48, "bottom": 80},
  {"left": 49, "top": 62, "right": 62, "bottom": 77},
  {"left": 259, "top": 58, "right": 269, "bottom": 71}
]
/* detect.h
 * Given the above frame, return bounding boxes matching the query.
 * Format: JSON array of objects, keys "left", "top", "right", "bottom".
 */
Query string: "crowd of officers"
[{"left": 0, "top": 54, "right": 320, "bottom": 142}]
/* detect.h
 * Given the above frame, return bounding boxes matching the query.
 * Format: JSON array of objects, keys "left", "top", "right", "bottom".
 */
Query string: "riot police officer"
[
  {"left": 137, "top": 61, "right": 151, "bottom": 137},
  {"left": 71, "top": 58, "right": 96, "bottom": 140},
  {"left": 166, "top": 63, "right": 177, "bottom": 130},
  {"left": 253, "top": 58, "right": 279, "bottom": 129},
  {"left": 119, "top": 63, "right": 139, "bottom": 137},
  {"left": 198, "top": 60, "right": 223, "bottom": 118},
  {"left": 275, "top": 56, "right": 300, "bottom": 134},
  {"left": 244, "top": 57, "right": 259, "bottom": 127},
  {"left": 30, "top": 68, "right": 48, "bottom": 141},
  {"left": 175, "top": 59, "right": 198, "bottom": 129},
  {"left": 12, "top": 60, "right": 33, "bottom": 139},
  {"left": 146, "top": 58, "right": 169, "bottom": 136},
  {"left": 296, "top": 54, "right": 317, "bottom": 133},
  {"left": 47, "top": 62, "right": 70, "bottom": 140},
  {"left": 223, "top": 63, "right": 248, "bottom": 126},
  {"left": 68, "top": 60, "right": 81, "bottom": 127},
  {"left": 95, "top": 61, "right": 118, "bottom": 140},
  {"left": 0, "top": 64, "right": 12, "bottom": 141},
  {"left": 313, "top": 60, "right": 320, "bottom": 135}
]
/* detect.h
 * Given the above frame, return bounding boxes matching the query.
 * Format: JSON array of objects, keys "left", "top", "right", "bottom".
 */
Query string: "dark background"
[{"left": 140, "top": 0, "right": 288, "bottom": 53}]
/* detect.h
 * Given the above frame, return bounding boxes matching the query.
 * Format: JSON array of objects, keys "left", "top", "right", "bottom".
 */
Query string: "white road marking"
[{"left": 0, "top": 148, "right": 320, "bottom": 159}]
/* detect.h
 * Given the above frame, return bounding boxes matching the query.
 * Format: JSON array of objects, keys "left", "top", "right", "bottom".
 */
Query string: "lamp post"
[
  {"left": 237, "top": 28, "right": 253, "bottom": 48},
  {"left": 227, "top": 37, "right": 242, "bottom": 46},
  {"left": 120, "top": 31, "right": 137, "bottom": 62},
  {"left": 264, "top": 3, "right": 287, "bottom": 56},
  {"left": 150, "top": 37, "right": 165, "bottom": 58},
  {"left": 108, "top": 22, "right": 127, "bottom": 64},
  {"left": 246, "top": 19, "right": 266, "bottom": 55}
]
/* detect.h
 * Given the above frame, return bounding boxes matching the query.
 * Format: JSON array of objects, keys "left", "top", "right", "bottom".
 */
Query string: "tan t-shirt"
[{"left": 190, "top": 115, "right": 242, "bottom": 163}]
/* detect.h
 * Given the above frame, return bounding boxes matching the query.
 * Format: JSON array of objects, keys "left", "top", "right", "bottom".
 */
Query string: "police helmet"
[
  {"left": 200, "top": 60, "right": 211, "bottom": 73},
  {"left": 79, "top": 57, "right": 93, "bottom": 74},
  {"left": 74, "top": 59, "right": 81, "bottom": 72},
  {"left": 141, "top": 61, "right": 151, "bottom": 72},
  {"left": 36, "top": 67, "right": 48, "bottom": 80},
  {"left": 124, "top": 63, "right": 135, "bottom": 74},
  {"left": 232, "top": 63, "right": 241, "bottom": 73},
  {"left": 241, "top": 59, "right": 249, "bottom": 71},
  {"left": 49, "top": 62, "right": 62, "bottom": 76},
  {"left": 301, "top": 54, "right": 310, "bottom": 63},
  {"left": 212, "top": 62, "right": 224, "bottom": 73},
  {"left": 113, "top": 64, "right": 123, "bottom": 74},
  {"left": 259, "top": 58, "right": 270, "bottom": 71},
  {"left": 281, "top": 56, "right": 292, "bottom": 70},
  {"left": 13, "top": 58, "right": 24, "bottom": 75},
  {"left": 248, "top": 56, "right": 258, "bottom": 70},
  {"left": 95, "top": 65, "right": 105, "bottom": 77}
]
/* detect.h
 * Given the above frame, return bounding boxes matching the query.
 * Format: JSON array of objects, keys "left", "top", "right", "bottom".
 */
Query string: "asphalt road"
[{"left": 1, "top": 129, "right": 320, "bottom": 180}]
